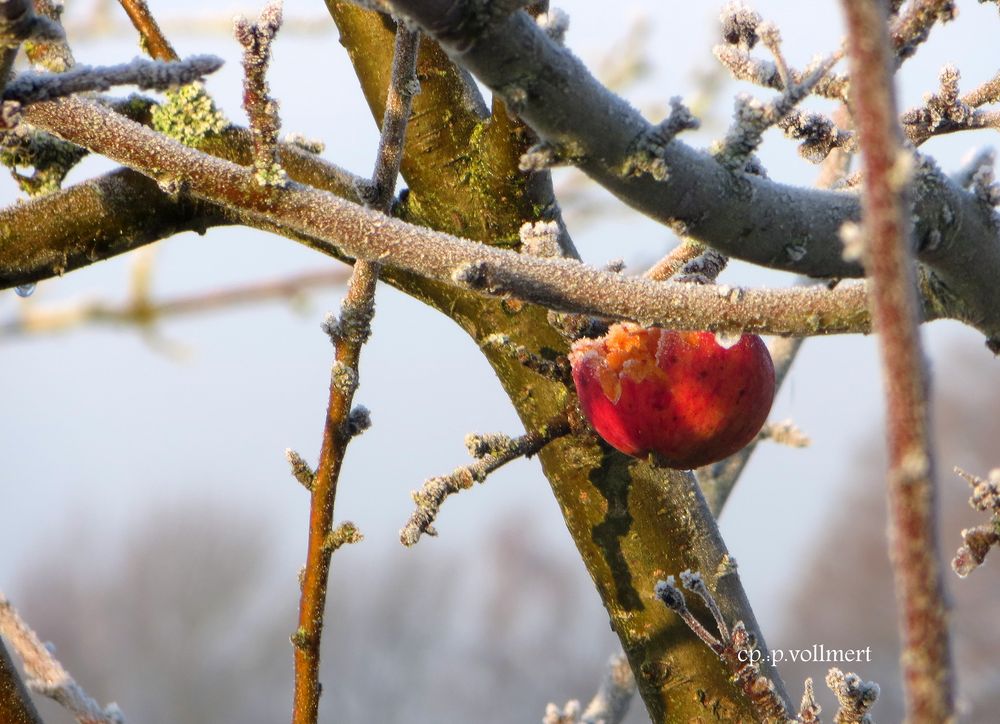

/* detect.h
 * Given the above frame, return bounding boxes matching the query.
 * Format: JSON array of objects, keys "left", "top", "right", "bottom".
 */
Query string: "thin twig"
[
  {"left": 951, "top": 467, "right": 1000, "bottom": 577},
  {"left": 961, "top": 68, "right": 1000, "bottom": 109},
  {"left": 643, "top": 239, "right": 705, "bottom": 281},
  {"left": 117, "top": 0, "right": 178, "bottom": 61},
  {"left": 579, "top": 654, "right": 636, "bottom": 724},
  {"left": 2, "top": 55, "right": 224, "bottom": 105},
  {"left": 542, "top": 653, "right": 636, "bottom": 724},
  {"left": 841, "top": 0, "right": 954, "bottom": 720},
  {"left": 291, "top": 23, "right": 420, "bottom": 724},
  {"left": 654, "top": 573, "right": 791, "bottom": 721},
  {"left": 384, "top": 0, "right": 1000, "bottom": 348},
  {"left": 0, "top": 594, "right": 124, "bottom": 724},
  {"left": 890, "top": 0, "right": 956, "bottom": 62},
  {"left": 0, "top": 268, "right": 348, "bottom": 338},
  {"left": 400, "top": 416, "right": 571, "bottom": 546},
  {"left": 235, "top": 2, "right": 286, "bottom": 187},
  {"left": 826, "top": 668, "right": 880, "bottom": 724}
]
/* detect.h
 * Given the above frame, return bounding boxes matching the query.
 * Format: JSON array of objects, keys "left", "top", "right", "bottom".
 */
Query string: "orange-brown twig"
[
  {"left": 291, "top": 22, "right": 421, "bottom": 724},
  {"left": 117, "top": 0, "right": 178, "bottom": 61}
]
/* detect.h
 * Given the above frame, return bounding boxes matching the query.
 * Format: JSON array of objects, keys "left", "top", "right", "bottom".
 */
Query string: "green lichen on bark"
[{"left": 151, "top": 82, "right": 228, "bottom": 146}]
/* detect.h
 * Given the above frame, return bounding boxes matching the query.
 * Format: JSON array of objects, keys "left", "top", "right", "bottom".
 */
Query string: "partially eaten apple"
[{"left": 569, "top": 323, "right": 775, "bottom": 469}]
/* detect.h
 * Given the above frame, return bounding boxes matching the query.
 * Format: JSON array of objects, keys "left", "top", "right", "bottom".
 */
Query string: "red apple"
[{"left": 569, "top": 323, "right": 775, "bottom": 468}]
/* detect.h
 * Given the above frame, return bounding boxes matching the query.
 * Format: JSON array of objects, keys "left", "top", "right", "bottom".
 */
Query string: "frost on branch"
[
  {"left": 826, "top": 668, "right": 879, "bottom": 724},
  {"left": 235, "top": 0, "right": 287, "bottom": 187},
  {"left": 623, "top": 97, "right": 699, "bottom": 181},
  {"left": 543, "top": 654, "right": 636, "bottom": 724},
  {"left": 1, "top": 55, "right": 223, "bottom": 130},
  {"left": 400, "top": 417, "right": 570, "bottom": 546},
  {"left": 519, "top": 219, "right": 565, "bottom": 258},
  {"left": 3, "top": 55, "right": 223, "bottom": 104},
  {"left": 0, "top": 593, "right": 125, "bottom": 723},
  {"left": 720, "top": 1, "right": 762, "bottom": 51},
  {"left": 952, "top": 466, "right": 1000, "bottom": 577},
  {"left": 654, "top": 572, "right": 790, "bottom": 721}
]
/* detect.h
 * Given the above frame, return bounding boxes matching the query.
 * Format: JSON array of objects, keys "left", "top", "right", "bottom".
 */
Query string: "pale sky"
[{"left": 2, "top": 0, "right": 996, "bottom": 692}]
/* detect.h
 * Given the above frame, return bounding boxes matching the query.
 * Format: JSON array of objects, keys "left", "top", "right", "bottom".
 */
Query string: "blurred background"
[{"left": 2, "top": 1, "right": 999, "bottom": 721}]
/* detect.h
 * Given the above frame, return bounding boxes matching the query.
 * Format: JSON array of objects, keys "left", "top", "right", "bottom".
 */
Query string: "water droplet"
[
  {"left": 714, "top": 331, "right": 742, "bottom": 349},
  {"left": 14, "top": 283, "right": 35, "bottom": 298}
]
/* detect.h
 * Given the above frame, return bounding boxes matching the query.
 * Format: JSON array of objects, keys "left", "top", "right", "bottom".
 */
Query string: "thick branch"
[
  {"left": 323, "top": 10, "right": 791, "bottom": 720},
  {"left": 0, "top": 167, "right": 223, "bottom": 285},
  {"left": 842, "top": 1, "right": 954, "bottom": 720},
  {"left": 386, "top": 0, "right": 1000, "bottom": 345},
  {"left": 0, "top": 637, "right": 42, "bottom": 724},
  {"left": 0, "top": 124, "right": 367, "bottom": 287},
  {"left": 19, "top": 97, "right": 961, "bottom": 338}
]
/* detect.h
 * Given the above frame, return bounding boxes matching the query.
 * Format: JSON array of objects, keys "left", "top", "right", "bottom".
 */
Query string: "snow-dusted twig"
[
  {"left": 757, "top": 419, "right": 811, "bottom": 448},
  {"left": 643, "top": 239, "right": 705, "bottom": 281},
  {"left": 654, "top": 572, "right": 791, "bottom": 721},
  {"left": 826, "top": 668, "right": 880, "bottom": 724},
  {"left": 400, "top": 416, "right": 571, "bottom": 546},
  {"left": 1, "top": 55, "right": 222, "bottom": 130},
  {"left": 235, "top": 2, "right": 286, "bottom": 187},
  {"left": 286, "top": 448, "right": 315, "bottom": 490},
  {"left": 0, "top": 0, "right": 63, "bottom": 94},
  {"left": 291, "top": 22, "right": 420, "bottom": 724},
  {"left": 542, "top": 653, "right": 635, "bottom": 724},
  {"left": 951, "top": 466, "right": 1000, "bottom": 577},
  {"left": 579, "top": 654, "right": 636, "bottom": 724},
  {"left": 902, "top": 66, "right": 1000, "bottom": 147},
  {"left": 672, "top": 248, "right": 728, "bottom": 285},
  {"left": 0, "top": 593, "right": 125, "bottom": 724},
  {"left": 0, "top": 109, "right": 913, "bottom": 331},
  {"left": 3, "top": 56, "right": 223, "bottom": 105},
  {"left": 890, "top": 0, "right": 956, "bottom": 62},
  {"left": 713, "top": 43, "right": 843, "bottom": 171},
  {"left": 20, "top": 96, "right": 995, "bottom": 341},
  {"left": 797, "top": 678, "right": 822, "bottom": 723},
  {"left": 841, "top": 0, "right": 954, "bottom": 720}
]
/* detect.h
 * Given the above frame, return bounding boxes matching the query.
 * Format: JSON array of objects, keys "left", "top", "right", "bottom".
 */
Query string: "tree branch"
[
  {"left": 16, "top": 97, "right": 968, "bottom": 338},
  {"left": 292, "top": 20, "right": 420, "bottom": 724},
  {"left": 841, "top": 0, "right": 954, "bottom": 720},
  {"left": 0, "top": 637, "right": 42, "bottom": 724},
  {"left": 0, "top": 267, "right": 347, "bottom": 338},
  {"left": 0, "top": 593, "right": 124, "bottom": 723},
  {"left": 400, "top": 415, "right": 570, "bottom": 546},
  {"left": 385, "top": 0, "right": 1000, "bottom": 348},
  {"left": 117, "top": 0, "right": 178, "bottom": 61}
]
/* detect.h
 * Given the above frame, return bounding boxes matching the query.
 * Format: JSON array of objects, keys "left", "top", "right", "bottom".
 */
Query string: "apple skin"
[{"left": 569, "top": 323, "right": 775, "bottom": 469}]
